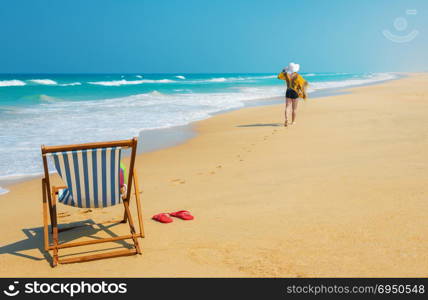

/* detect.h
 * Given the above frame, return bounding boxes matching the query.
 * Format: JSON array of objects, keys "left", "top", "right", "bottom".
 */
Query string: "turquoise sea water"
[{"left": 0, "top": 72, "right": 397, "bottom": 193}]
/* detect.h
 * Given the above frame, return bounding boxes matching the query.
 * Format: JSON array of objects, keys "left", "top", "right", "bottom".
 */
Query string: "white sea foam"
[
  {"left": 136, "top": 75, "right": 143, "bottom": 78},
  {"left": 88, "top": 79, "right": 175, "bottom": 86},
  {"left": 147, "top": 90, "right": 163, "bottom": 96},
  {"left": 88, "top": 80, "right": 144, "bottom": 86},
  {"left": 146, "top": 79, "right": 175, "bottom": 83},
  {"left": 192, "top": 75, "right": 275, "bottom": 84},
  {"left": 173, "top": 89, "right": 193, "bottom": 92},
  {"left": 59, "top": 82, "right": 81, "bottom": 86},
  {"left": 249, "top": 75, "right": 276, "bottom": 79},
  {"left": 305, "top": 72, "right": 350, "bottom": 77},
  {"left": 308, "top": 73, "right": 397, "bottom": 91},
  {"left": 0, "top": 187, "right": 8, "bottom": 195},
  {"left": 0, "top": 88, "right": 280, "bottom": 178},
  {"left": 39, "top": 94, "right": 62, "bottom": 102},
  {"left": 29, "top": 79, "right": 58, "bottom": 85},
  {"left": 207, "top": 77, "right": 227, "bottom": 82},
  {"left": 0, "top": 173, "right": 44, "bottom": 195},
  {"left": 0, "top": 80, "right": 26, "bottom": 87},
  {"left": 176, "top": 75, "right": 186, "bottom": 80}
]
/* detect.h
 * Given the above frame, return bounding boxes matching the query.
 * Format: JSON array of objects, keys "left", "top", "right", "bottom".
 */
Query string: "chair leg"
[
  {"left": 133, "top": 169, "right": 145, "bottom": 238},
  {"left": 121, "top": 186, "right": 129, "bottom": 223},
  {"left": 123, "top": 200, "right": 142, "bottom": 254},
  {"left": 122, "top": 174, "right": 142, "bottom": 254},
  {"left": 50, "top": 193, "right": 60, "bottom": 267},
  {"left": 42, "top": 179, "right": 50, "bottom": 252},
  {"left": 121, "top": 209, "right": 128, "bottom": 223},
  {"left": 47, "top": 191, "right": 55, "bottom": 234}
]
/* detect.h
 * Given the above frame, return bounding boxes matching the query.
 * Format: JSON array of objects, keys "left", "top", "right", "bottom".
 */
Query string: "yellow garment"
[{"left": 277, "top": 72, "right": 308, "bottom": 99}]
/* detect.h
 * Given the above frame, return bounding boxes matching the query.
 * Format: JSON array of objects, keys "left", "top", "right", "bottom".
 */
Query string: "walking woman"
[{"left": 278, "top": 62, "right": 308, "bottom": 127}]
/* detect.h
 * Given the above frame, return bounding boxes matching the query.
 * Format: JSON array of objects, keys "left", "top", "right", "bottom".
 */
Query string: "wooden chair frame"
[{"left": 41, "top": 137, "right": 144, "bottom": 266}]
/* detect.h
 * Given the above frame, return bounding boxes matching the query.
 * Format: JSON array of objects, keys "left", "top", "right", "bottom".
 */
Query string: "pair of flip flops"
[{"left": 152, "top": 210, "right": 194, "bottom": 223}]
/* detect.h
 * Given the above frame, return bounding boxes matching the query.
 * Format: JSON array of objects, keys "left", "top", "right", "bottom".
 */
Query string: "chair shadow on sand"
[
  {"left": 0, "top": 219, "right": 133, "bottom": 266},
  {"left": 237, "top": 123, "right": 282, "bottom": 127}
]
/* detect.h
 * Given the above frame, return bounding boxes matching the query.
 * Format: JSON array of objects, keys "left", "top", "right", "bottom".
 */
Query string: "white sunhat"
[{"left": 285, "top": 62, "right": 300, "bottom": 73}]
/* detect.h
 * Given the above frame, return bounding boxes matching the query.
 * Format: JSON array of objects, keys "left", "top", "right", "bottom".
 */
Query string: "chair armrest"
[{"left": 52, "top": 185, "right": 68, "bottom": 194}]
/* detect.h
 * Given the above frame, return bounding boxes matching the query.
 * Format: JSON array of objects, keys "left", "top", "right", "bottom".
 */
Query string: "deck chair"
[{"left": 41, "top": 138, "right": 144, "bottom": 266}]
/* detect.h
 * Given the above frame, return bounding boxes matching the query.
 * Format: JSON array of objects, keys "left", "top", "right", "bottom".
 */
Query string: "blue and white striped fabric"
[{"left": 48, "top": 147, "right": 123, "bottom": 208}]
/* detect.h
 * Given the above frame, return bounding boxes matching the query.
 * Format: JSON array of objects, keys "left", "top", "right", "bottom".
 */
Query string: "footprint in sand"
[
  {"left": 216, "top": 165, "right": 222, "bottom": 169},
  {"left": 236, "top": 154, "right": 244, "bottom": 162},
  {"left": 58, "top": 212, "right": 71, "bottom": 218},
  {"left": 209, "top": 171, "right": 216, "bottom": 175},
  {"left": 80, "top": 209, "right": 92, "bottom": 214},
  {"left": 171, "top": 178, "right": 186, "bottom": 184}
]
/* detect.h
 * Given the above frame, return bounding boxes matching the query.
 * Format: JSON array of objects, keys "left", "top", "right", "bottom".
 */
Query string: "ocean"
[{"left": 0, "top": 72, "right": 397, "bottom": 194}]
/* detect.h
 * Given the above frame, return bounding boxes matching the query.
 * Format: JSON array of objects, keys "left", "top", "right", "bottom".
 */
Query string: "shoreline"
[
  {"left": 0, "top": 72, "right": 405, "bottom": 192},
  {"left": 1, "top": 73, "right": 428, "bottom": 277}
]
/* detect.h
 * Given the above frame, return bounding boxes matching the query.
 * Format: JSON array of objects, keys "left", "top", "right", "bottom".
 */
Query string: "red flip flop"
[
  {"left": 152, "top": 213, "right": 173, "bottom": 223},
  {"left": 170, "top": 210, "right": 194, "bottom": 220}
]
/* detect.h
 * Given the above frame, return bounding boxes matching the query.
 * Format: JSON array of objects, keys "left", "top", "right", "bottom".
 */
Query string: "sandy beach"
[{"left": 1, "top": 74, "right": 427, "bottom": 277}]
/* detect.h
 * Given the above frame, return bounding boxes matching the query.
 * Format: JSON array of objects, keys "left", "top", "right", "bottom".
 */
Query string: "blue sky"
[{"left": 0, "top": 0, "right": 426, "bottom": 73}]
